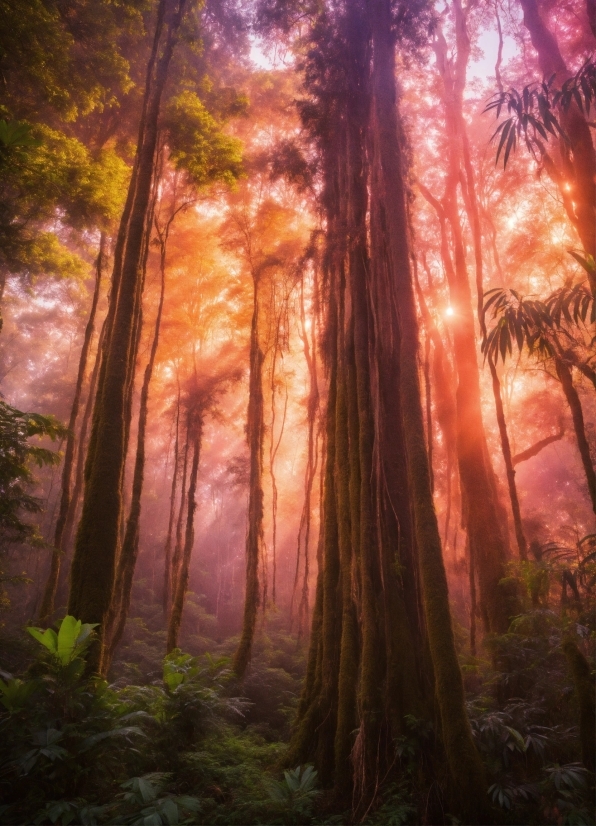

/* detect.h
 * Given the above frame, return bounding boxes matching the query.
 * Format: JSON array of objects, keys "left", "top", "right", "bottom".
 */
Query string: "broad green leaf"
[
  {"left": 57, "top": 616, "right": 82, "bottom": 664},
  {"left": 27, "top": 626, "right": 58, "bottom": 654}
]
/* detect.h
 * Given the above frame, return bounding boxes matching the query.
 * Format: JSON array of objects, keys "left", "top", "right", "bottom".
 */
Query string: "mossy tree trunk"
[
  {"left": 292, "top": 270, "right": 320, "bottom": 636},
  {"left": 102, "top": 208, "right": 169, "bottom": 672},
  {"left": 39, "top": 233, "right": 106, "bottom": 622},
  {"left": 289, "top": 1, "right": 492, "bottom": 819},
  {"left": 68, "top": 0, "right": 187, "bottom": 671},
  {"left": 288, "top": 1, "right": 444, "bottom": 814},
  {"left": 369, "top": 1, "right": 489, "bottom": 818},
  {"left": 233, "top": 273, "right": 265, "bottom": 679},
  {"left": 54, "top": 315, "right": 109, "bottom": 614}
]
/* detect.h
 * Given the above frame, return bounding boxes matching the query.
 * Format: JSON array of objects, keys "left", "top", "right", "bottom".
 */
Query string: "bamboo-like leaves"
[
  {"left": 484, "top": 69, "right": 580, "bottom": 168},
  {"left": 482, "top": 288, "right": 553, "bottom": 363},
  {"left": 483, "top": 267, "right": 595, "bottom": 369}
]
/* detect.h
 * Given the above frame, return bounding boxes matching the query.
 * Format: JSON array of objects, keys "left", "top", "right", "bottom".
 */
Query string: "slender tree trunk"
[
  {"left": 556, "top": 358, "right": 596, "bottom": 513},
  {"left": 103, "top": 219, "right": 168, "bottom": 670},
  {"left": 268, "top": 339, "right": 287, "bottom": 608},
  {"left": 170, "top": 420, "right": 190, "bottom": 611},
  {"left": 61, "top": 316, "right": 107, "bottom": 559},
  {"left": 163, "top": 387, "right": 181, "bottom": 612},
  {"left": 296, "top": 273, "right": 320, "bottom": 637},
  {"left": 233, "top": 275, "right": 265, "bottom": 679},
  {"left": 489, "top": 358, "right": 528, "bottom": 559},
  {"left": 68, "top": 0, "right": 187, "bottom": 671},
  {"left": 431, "top": 7, "right": 520, "bottom": 634},
  {"left": 167, "top": 416, "right": 202, "bottom": 653},
  {"left": 39, "top": 234, "right": 105, "bottom": 622},
  {"left": 423, "top": 330, "right": 434, "bottom": 492}
]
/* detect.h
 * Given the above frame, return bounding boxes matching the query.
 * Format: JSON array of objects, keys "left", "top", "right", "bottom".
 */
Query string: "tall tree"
[
  {"left": 519, "top": 0, "right": 596, "bottom": 283},
  {"left": 68, "top": 0, "right": 188, "bottom": 672},
  {"left": 281, "top": 1, "right": 488, "bottom": 818},
  {"left": 421, "top": 1, "right": 521, "bottom": 634},
  {"left": 38, "top": 235, "right": 106, "bottom": 623}
]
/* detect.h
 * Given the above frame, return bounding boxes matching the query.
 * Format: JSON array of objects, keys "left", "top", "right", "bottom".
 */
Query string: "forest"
[{"left": 0, "top": 0, "right": 594, "bottom": 823}]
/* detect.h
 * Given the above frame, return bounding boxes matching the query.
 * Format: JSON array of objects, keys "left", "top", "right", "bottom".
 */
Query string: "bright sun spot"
[{"left": 445, "top": 305, "right": 455, "bottom": 317}]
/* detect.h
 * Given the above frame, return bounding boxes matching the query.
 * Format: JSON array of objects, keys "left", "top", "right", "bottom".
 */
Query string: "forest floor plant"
[{"left": 1, "top": 544, "right": 594, "bottom": 826}]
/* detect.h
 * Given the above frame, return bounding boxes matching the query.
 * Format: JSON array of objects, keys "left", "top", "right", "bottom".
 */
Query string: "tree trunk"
[
  {"left": 489, "top": 358, "right": 528, "bottom": 559},
  {"left": 294, "top": 272, "right": 320, "bottom": 637},
  {"left": 166, "top": 415, "right": 202, "bottom": 654},
  {"left": 60, "top": 315, "right": 108, "bottom": 563},
  {"left": 163, "top": 387, "right": 181, "bottom": 612},
  {"left": 431, "top": 6, "right": 519, "bottom": 634},
  {"left": 289, "top": 1, "right": 440, "bottom": 814},
  {"left": 170, "top": 422, "right": 190, "bottom": 612},
  {"left": 102, "top": 217, "right": 168, "bottom": 671},
  {"left": 369, "top": 0, "right": 488, "bottom": 817},
  {"left": 519, "top": 0, "right": 596, "bottom": 291},
  {"left": 562, "top": 638, "right": 596, "bottom": 771},
  {"left": 233, "top": 275, "right": 265, "bottom": 679},
  {"left": 555, "top": 357, "right": 596, "bottom": 513},
  {"left": 68, "top": 0, "right": 187, "bottom": 671},
  {"left": 39, "top": 234, "right": 105, "bottom": 622}
]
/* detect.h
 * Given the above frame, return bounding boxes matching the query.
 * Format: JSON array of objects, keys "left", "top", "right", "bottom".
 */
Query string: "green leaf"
[
  {"left": 57, "top": 615, "right": 82, "bottom": 665},
  {"left": 27, "top": 626, "right": 59, "bottom": 654}
]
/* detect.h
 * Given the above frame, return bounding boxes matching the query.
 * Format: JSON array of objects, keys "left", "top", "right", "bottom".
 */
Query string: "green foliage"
[
  {"left": 0, "top": 620, "right": 241, "bottom": 824},
  {"left": 362, "top": 780, "right": 417, "bottom": 826},
  {"left": 264, "top": 764, "right": 320, "bottom": 821},
  {"left": 111, "top": 773, "right": 201, "bottom": 825},
  {"left": 464, "top": 593, "right": 595, "bottom": 825},
  {"left": 0, "top": 119, "right": 41, "bottom": 168},
  {"left": 0, "top": 0, "right": 140, "bottom": 122},
  {"left": 0, "top": 123, "right": 128, "bottom": 285},
  {"left": 27, "top": 616, "right": 98, "bottom": 667},
  {"left": 165, "top": 91, "right": 244, "bottom": 189},
  {"left": 0, "top": 399, "right": 66, "bottom": 547}
]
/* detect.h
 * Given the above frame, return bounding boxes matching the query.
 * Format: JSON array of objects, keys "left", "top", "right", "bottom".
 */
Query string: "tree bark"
[
  {"left": 68, "top": 0, "right": 187, "bottom": 672},
  {"left": 512, "top": 428, "right": 564, "bottom": 465},
  {"left": 102, "top": 213, "right": 168, "bottom": 671},
  {"left": 555, "top": 357, "right": 596, "bottom": 513},
  {"left": 431, "top": 7, "right": 520, "bottom": 634},
  {"left": 370, "top": 0, "right": 488, "bottom": 817},
  {"left": 163, "top": 386, "right": 181, "bottom": 612},
  {"left": 233, "top": 274, "right": 265, "bottom": 679},
  {"left": 489, "top": 358, "right": 528, "bottom": 559},
  {"left": 167, "top": 415, "right": 202, "bottom": 653},
  {"left": 39, "top": 234, "right": 105, "bottom": 622}
]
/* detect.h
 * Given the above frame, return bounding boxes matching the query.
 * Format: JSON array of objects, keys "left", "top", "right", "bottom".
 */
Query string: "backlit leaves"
[{"left": 485, "top": 58, "right": 596, "bottom": 168}]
